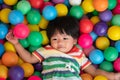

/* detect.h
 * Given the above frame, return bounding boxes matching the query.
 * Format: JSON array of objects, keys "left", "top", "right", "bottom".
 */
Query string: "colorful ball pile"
[{"left": 0, "top": 0, "right": 120, "bottom": 79}]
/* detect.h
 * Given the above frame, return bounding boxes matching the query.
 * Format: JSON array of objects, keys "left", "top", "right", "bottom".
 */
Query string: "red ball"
[
  {"left": 28, "top": 0, "right": 44, "bottom": 9},
  {"left": 117, "top": 0, "right": 120, "bottom": 4},
  {"left": 114, "top": 58, "right": 120, "bottom": 72},
  {"left": 79, "top": 18, "right": 93, "bottom": 33},
  {"left": 112, "top": 3, "right": 120, "bottom": 14},
  {"left": 13, "top": 23, "right": 30, "bottom": 39},
  {"left": 28, "top": 75, "right": 42, "bottom": 80}
]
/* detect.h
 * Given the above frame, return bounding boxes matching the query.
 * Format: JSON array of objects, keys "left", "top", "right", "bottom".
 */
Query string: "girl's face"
[{"left": 50, "top": 31, "right": 77, "bottom": 53}]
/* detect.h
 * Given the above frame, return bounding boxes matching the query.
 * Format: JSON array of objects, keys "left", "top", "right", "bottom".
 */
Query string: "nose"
[{"left": 57, "top": 39, "right": 63, "bottom": 45}]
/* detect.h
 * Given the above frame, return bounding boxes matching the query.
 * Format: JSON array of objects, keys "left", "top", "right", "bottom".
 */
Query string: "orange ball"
[
  {"left": 1, "top": 51, "right": 18, "bottom": 67},
  {"left": 81, "top": 73, "right": 93, "bottom": 80},
  {"left": 93, "top": 0, "right": 108, "bottom": 12},
  {"left": 20, "top": 63, "right": 34, "bottom": 77}
]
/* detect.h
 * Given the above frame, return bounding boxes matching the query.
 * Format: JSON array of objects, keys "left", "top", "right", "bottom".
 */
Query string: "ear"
[{"left": 73, "top": 39, "right": 77, "bottom": 45}]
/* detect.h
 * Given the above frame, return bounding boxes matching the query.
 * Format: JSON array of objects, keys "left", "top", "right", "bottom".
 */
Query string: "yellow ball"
[
  {"left": 94, "top": 75, "right": 108, "bottom": 80},
  {"left": 28, "top": 24, "right": 40, "bottom": 32},
  {"left": 90, "top": 16, "right": 100, "bottom": 25},
  {"left": 17, "top": 57, "right": 24, "bottom": 65},
  {"left": 20, "top": 63, "right": 34, "bottom": 77},
  {"left": 41, "top": 30, "right": 49, "bottom": 45},
  {"left": 95, "top": 37, "right": 110, "bottom": 50},
  {"left": 107, "top": 26, "right": 120, "bottom": 41},
  {"left": 3, "top": 0, "right": 18, "bottom": 5},
  {"left": 0, "top": 65, "right": 8, "bottom": 79},
  {"left": 82, "top": 0, "right": 94, "bottom": 12},
  {"left": 0, "top": 8, "right": 11, "bottom": 23},
  {"left": 4, "top": 41, "right": 16, "bottom": 53},
  {"left": 38, "top": 16, "right": 49, "bottom": 29},
  {"left": 55, "top": 3, "right": 68, "bottom": 17}
]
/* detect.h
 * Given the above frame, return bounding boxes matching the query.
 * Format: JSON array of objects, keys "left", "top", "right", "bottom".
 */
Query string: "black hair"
[{"left": 46, "top": 16, "right": 80, "bottom": 40}]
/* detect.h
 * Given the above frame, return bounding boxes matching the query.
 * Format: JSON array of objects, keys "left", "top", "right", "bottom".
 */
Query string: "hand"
[
  {"left": 114, "top": 73, "right": 120, "bottom": 80},
  {"left": 6, "top": 30, "right": 19, "bottom": 45}
]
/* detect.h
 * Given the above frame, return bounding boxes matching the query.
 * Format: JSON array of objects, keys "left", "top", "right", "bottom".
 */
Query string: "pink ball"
[
  {"left": 13, "top": 23, "right": 30, "bottom": 39},
  {"left": 114, "top": 58, "right": 120, "bottom": 72},
  {"left": 28, "top": 75, "right": 42, "bottom": 80},
  {"left": 78, "top": 33, "right": 93, "bottom": 48},
  {"left": 112, "top": 3, "right": 120, "bottom": 14},
  {"left": 52, "top": 0, "right": 64, "bottom": 4}
]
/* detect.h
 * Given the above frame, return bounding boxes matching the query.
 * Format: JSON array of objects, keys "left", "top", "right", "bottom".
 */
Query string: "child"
[{"left": 6, "top": 16, "right": 120, "bottom": 80}]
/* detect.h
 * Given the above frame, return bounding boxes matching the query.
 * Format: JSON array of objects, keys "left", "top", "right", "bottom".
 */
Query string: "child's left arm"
[{"left": 83, "top": 64, "right": 120, "bottom": 80}]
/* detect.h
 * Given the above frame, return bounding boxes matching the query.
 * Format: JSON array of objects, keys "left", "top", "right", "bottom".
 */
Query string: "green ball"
[
  {"left": 19, "top": 38, "right": 30, "bottom": 48},
  {"left": 28, "top": 45, "right": 41, "bottom": 53},
  {"left": 27, "top": 31, "right": 43, "bottom": 46},
  {"left": 112, "top": 15, "right": 120, "bottom": 26},
  {"left": 17, "top": 0, "right": 31, "bottom": 15},
  {"left": 99, "top": 61, "right": 113, "bottom": 72},
  {"left": 92, "top": 10, "right": 99, "bottom": 16},
  {"left": 33, "top": 71, "right": 42, "bottom": 77},
  {"left": 27, "top": 9, "right": 41, "bottom": 24},
  {"left": 104, "top": 47, "right": 118, "bottom": 61},
  {"left": 108, "top": 0, "right": 117, "bottom": 10},
  {"left": 69, "top": 5, "right": 84, "bottom": 19}
]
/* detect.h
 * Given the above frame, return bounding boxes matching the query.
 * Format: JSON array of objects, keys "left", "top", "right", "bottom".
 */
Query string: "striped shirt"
[{"left": 33, "top": 44, "right": 91, "bottom": 80}]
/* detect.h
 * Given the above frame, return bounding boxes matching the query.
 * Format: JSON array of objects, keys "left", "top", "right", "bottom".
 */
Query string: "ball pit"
[{"left": 0, "top": 0, "right": 120, "bottom": 79}]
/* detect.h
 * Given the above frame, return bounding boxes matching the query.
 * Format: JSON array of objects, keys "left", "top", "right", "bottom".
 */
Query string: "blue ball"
[
  {"left": 89, "top": 49, "right": 104, "bottom": 64},
  {"left": 8, "top": 10, "right": 24, "bottom": 25},
  {"left": 42, "top": 5, "right": 57, "bottom": 21},
  {"left": 115, "top": 40, "right": 120, "bottom": 52},
  {"left": 90, "top": 31, "right": 98, "bottom": 41},
  {"left": 0, "top": 23, "right": 8, "bottom": 39},
  {"left": 0, "top": 43, "right": 5, "bottom": 57},
  {"left": 0, "top": 0, "right": 3, "bottom": 4}
]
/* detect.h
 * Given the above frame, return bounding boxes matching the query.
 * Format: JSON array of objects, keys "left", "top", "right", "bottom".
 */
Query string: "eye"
[
  {"left": 63, "top": 38, "right": 68, "bottom": 40},
  {"left": 52, "top": 38, "right": 57, "bottom": 40}
]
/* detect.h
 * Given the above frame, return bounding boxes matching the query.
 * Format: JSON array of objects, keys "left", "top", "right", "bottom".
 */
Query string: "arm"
[
  {"left": 83, "top": 64, "right": 120, "bottom": 80},
  {"left": 6, "top": 31, "right": 39, "bottom": 63}
]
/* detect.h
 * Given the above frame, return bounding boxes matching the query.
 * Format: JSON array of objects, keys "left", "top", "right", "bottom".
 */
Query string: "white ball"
[{"left": 69, "top": 0, "right": 82, "bottom": 6}]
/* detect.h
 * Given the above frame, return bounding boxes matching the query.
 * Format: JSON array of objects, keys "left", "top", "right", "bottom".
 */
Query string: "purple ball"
[
  {"left": 93, "top": 21, "right": 108, "bottom": 36},
  {"left": 33, "top": 63, "right": 42, "bottom": 72},
  {"left": 52, "top": 0, "right": 64, "bottom": 4},
  {"left": 2, "top": 4, "right": 12, "bottom": 9},
  {"left": 99, "top": 10, "right": 113, "bottom": 22},
  {"left": 8, "top": 66, "right": 24, "bottom": 80}
]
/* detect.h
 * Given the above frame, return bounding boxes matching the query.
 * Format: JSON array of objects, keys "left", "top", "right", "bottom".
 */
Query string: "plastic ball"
[
  {"left": 0, "top": 65, "right": 8, "bottom": 79},
  {"left": 0, "top": 39, "right": 5, "bottom": 44},
  {"left": 108, "top": 0, "right": 117, "bottom": 10},
  {"left": 52, "top": 0, "right": 64, "bottom": 4},
  {"left": 20, "top": 63, "right": 34, "bottom": 77},
  {"left": 78, "top": 33, "right": 93, "bottom": 48},
  {"left": 104, "top": 47, "right": 118, "bottom": 61},
  {"left": 13, "top": 23, "right": 30, "bottom": 39},
  {"left": 112, "top": 3, "right": 120, "bottom": 15},
  {"left": 17, "top": 57, "right": 24, "bottom": 65},
  {"left": 33, "top": 71, "right": 42, "bottom": 77},
  {"left": 89, "top": 49, "right": 104, "bottom": 64},
  {"left": 111, "top": 14, "right": 120, "bottom": 26},
  {"left": 93, "top": 0, "right": 108, "bottom": 12},
  {"left": 69, "top": 0, "right": 82, "bottom": 6},
  {"left": 99, "top": 61, "right": 113, "bottom": 72},
  {"left": 69, "top": 5, "right": 84, "bottom": 19},
  {"left": 16, "top": 0, "right": 31, "bottom": 15},
  {"left": 28, "top": 75, "right": 42, "bottom": 80},
  {"left": 38, "top": 16, "right": 49, "bottom": 29},
  {"left": 79, "top": 18, "right": 93, "bottom": 33},
  {"left": 95, "top": 37, "right": 110, "bottom": 50},
  {"left": 28, "top": 24, "right": 39, "bottom": 32},
  {"left": 0, "top": 8, "right": 11, "bottom": 23},
  {"left": 8, "top": 66, "right": 24, "bottom": 80},
  {"left": 19, "top": 39, "right": 30, "bottom": 48},
  {"left": 114, "top": 58, "right": 120, "bottom": 72},
  {"left": 1, "top": 51, "right": 18, "bottom": 67},
  {"left": 40, "top": 30, "right": 49, "bottom": 45},
  {"left": 28, "top": 0, "right": 44, "bottom": 9},
  {"left": 93, "top": 21, "right": 108, "bottom": 36},
  {"left": 90, "top": 16, "right": 100, "bottom": 25},
  {"left": 90, "top": 31, "right": 98, "bottom": 41},
  {"left": 3, "top": 0, "right": 18, "bottom": 5},
  {"left": 8, "top": 10, "right": 24, "bottom": 25},
  {"left": 115, "top": 40, "right": 120, "bottom": 52},
  {"left": 94, "top": 75, "right": 108, "bottom": 80},
  {"left": 33, "top": 63, "right": 42, "bottom": 72},
  {"left": 42, "top": 5, "right": 57, "bottom": 21},
  {"left": 55, "top": 3, "right": 68, "bottom": 17},
  {"left": 28, "top": 45, "right": 41, "bottom": 53},
  {"left": 81, "top": 0, "right": 94, "bottom": 12},
  {"left": 99, "top": 10, "right": 113, "bottom": 22},
  {"left": 4, "top": 41, "right": 16, "bottom": 52},
  {"left": 27, "top": 31, "right": 43, "bottom": 46},
  {"left": 0, "top": 23, "right": 8, "bottom": 39},
  {"left": 27, "top": 9, "right": 41, "bottom": 24},
  {"left": 0, "top": 44, "right": 5, "bottom": 57},
  {"left": 81, "top": 73, "right": 93, "bottom": 80},
  {"left": 107, "top": 26, "right": 120, "bottom": 41}
]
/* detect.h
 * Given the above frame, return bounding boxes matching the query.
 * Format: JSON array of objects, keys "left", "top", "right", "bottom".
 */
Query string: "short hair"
[{"left": 46, "top": 16, "right": 80, "bottom": 40}]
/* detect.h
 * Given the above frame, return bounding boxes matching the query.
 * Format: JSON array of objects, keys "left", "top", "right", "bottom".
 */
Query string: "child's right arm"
[{"left": 6, "top": 31, "right": 39, "bottom": 63}]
